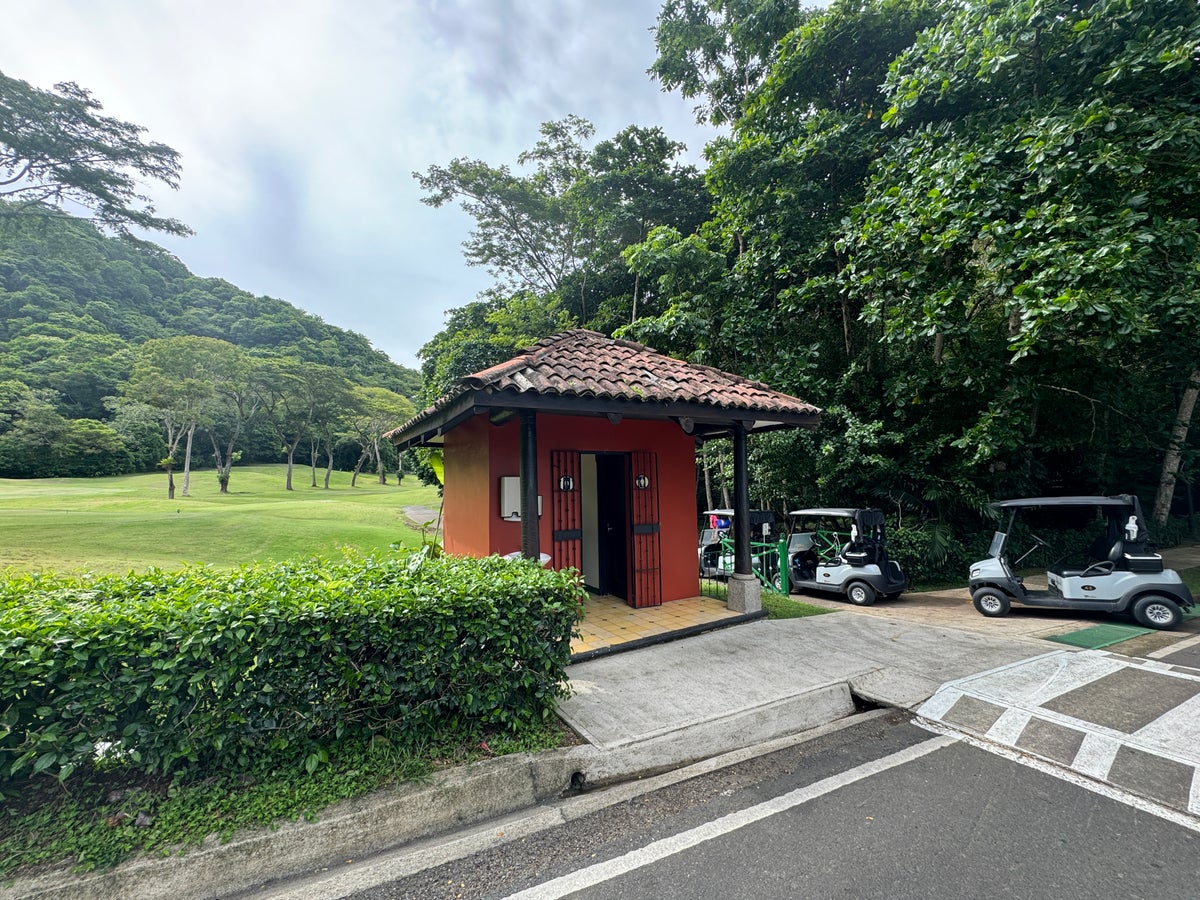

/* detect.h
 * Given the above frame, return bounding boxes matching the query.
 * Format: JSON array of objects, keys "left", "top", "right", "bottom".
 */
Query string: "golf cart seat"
[
  {"left": 842, "top": 541, "right": 879, "bottom": 566},
  {"left": 1051, "top": 539, "right": 1126, "bottom": 578}
]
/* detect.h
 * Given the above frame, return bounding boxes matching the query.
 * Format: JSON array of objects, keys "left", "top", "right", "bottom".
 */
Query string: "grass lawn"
[{"left": 0, "top": 465, "right": 443, "bottom": 575}]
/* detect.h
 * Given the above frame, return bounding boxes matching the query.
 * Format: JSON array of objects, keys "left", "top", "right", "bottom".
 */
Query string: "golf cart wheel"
[
  {"left": 846, "top": 581, "right": 876, "bottom": 606},
  {"left": 972, "top": 588, "right": 1010, "bottom": 618},
  {"left": 1132, "top": 595, "right": 1182, "bottom": 630}
]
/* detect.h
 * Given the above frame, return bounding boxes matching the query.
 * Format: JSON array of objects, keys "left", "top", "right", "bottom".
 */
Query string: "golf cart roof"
[
  {"left": 991, "top": 495, "right": 1137, "bottom": 510},
  {"left": 787, "top": 508, "right": 860, "bottom": 517},
  {"left": 702, "top": 509, "right": 775, "bottom": 525}
]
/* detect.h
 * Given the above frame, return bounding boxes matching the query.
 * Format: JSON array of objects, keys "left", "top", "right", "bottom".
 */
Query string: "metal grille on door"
[
  {"left": 550, "top": 450, "right": 582, "bottom": 571},
  {"left": 630, "top": 450, "right": 662, "bottom": 608}
]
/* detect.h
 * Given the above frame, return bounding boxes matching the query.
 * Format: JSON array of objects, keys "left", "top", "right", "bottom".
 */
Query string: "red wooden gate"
[
  {"left": 550, "top": 450, "right": 582, "bottom": 572},
  {"left": 629, "top": 450, "right": 662, "bottom": 608}
]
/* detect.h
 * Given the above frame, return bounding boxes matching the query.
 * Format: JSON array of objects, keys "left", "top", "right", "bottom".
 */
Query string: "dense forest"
[
  {"left": 0, "top": 207, "right": 419, "bottom": 487},
  {"left": 414, "top": 0, "right": 1200, "bottom": 543}
]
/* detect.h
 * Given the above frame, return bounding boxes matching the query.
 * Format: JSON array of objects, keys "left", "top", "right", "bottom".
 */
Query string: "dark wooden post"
[
  {"left": 520, "top": 410, "right": 540, "bottom": 560},
  {"left": 732, "top": 422, "right": 751, "bottom": 576}
]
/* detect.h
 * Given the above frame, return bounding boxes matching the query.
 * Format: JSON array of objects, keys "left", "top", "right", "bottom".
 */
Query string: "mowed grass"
[{"left": 0, "top": 465, "right": 443, "bottom": 575}]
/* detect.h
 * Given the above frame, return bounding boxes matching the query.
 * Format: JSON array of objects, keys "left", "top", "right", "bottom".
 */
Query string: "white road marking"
[
  {"left": 986, "top": 707, "right": 1032, "bottom": 744},
  {"left": 502, "top": 735, "right": 955, "bottom": 900},
  {"left": 1148, "top": 632, "right": 1200, "bottom": 660},
  {"left": 919, "top": 719, "right": 1200, "bottom": 835},
  {"left": 1073, "top": 731, "right": 1121, "bottom": 780}
]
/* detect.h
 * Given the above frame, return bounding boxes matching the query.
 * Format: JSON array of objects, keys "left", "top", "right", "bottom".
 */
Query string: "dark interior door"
[{"left": 596, "top": 454, "right": 628, "bottom": 599}]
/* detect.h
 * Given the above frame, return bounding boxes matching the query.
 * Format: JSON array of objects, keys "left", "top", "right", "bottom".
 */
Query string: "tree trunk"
[
  {"left": 351, "top": 448, "right": 368, "bottom": 487},
  {"left": 181, "top": 424, "right": 196, "bottom": 497},
  {"left": 324, "top": 446, "right": 334, "bottom": 489},
  {"left": 1153, "top": 365, "right": 1200, "bottom": 527},
  {"left": 285, "top": 448, "right": 295, "bottom": 490},
  {"left": 162, "top": 421, "right": 182, "bottom": 499},
  {"left": 211, "top": 433, "right": 234, "bottom": 494},
  {"left": 374, "top": 438, "right": 386, "bottom": 484}
]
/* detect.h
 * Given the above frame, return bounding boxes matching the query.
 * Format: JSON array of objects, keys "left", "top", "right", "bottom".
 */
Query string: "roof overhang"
[{"left": 388, "top": 387, "right": 820, "bottom": 451}]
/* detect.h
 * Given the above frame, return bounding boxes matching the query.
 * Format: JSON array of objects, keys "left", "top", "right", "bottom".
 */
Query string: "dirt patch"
[{"left": 401, "top": 505, "right": 441, "bottom": 534}]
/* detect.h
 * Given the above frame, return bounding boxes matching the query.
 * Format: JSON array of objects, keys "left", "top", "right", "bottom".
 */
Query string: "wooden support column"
[
  {"left": 732, "top": 422, "right": 751, "bottom": 576},
  {"left": 519, "top": 410, "right": 540, "bottom": 560}
]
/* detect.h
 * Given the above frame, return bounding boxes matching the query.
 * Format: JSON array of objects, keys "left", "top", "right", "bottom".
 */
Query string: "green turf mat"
[{"left": 1045, "top": 623, "right": 1152, "bottom": 649}]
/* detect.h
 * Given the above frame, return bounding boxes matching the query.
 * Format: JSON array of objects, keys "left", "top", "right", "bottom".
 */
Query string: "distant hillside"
[
  {"left": 0, "top": 206, "right": 420, "bottom": 420},
  {"left": 0, "top": 206, "right": 421, "bottom": 480}
]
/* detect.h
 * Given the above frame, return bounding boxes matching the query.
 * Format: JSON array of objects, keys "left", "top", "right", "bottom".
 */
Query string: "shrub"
[
  {"left": 0, "top": 550, "right": 584, "bottom": 783},
  {"left": 887, "top": 523, "right": 981, "bottom": 586}
]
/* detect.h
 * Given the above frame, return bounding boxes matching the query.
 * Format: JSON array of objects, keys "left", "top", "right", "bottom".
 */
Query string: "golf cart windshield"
[{"left": 988, "top": 531, "right": 1008, "bottom": 558}]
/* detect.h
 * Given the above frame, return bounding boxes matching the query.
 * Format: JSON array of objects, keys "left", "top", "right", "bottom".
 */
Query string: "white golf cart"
[
  {"left": 785, "top": 508, "right": 906, "bottom": 605},
  {"left": 968, "top": 495, "right": 1195, "bottom": 629}
]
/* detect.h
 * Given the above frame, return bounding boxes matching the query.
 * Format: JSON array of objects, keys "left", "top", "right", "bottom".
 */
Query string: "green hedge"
[{"left": 0, "top": 550, "right": 584, "bottom": 782}]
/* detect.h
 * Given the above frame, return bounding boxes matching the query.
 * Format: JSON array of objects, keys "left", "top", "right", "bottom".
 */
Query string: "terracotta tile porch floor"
[{"left": 571, "top": 592, "right": 745, "bottom": 658}]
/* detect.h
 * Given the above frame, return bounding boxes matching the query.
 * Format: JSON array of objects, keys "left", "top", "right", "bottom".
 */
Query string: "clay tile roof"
[{"left": 386, "top": 329, "right": 820, "bottom": 446}]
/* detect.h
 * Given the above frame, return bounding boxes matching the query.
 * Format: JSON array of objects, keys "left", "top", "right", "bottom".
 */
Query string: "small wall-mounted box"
[{"left": 499, "top": 476, "right": 541, "bottom": 521}]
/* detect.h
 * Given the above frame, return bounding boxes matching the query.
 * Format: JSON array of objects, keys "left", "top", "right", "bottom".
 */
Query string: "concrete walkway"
[{"left": 559, "top": 614, "right": 1046, "bottom": 753}]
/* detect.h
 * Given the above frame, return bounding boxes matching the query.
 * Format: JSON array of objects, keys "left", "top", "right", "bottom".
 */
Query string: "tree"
[
  {"left": 0, "top": 69, "right": 190, "bottom": 237},
  {"left": 308, "top": 371, "right": 357, "bottom": 489},
  {"left": 566, "top": 125, "right": 710, "bottom": 326},
  {"left": 344, "top": 386, "right": 413, "bottom": 487},
  {"left": 258, "top": 359, "right": 356, "bottom": 490},
  {"left": 257, "top": 359, "right": 313, "bottom": 491},
  {"left": 650, "top": 0, "right": 815, "bottom": 125},
  {"left": 840, "top": 0, "right": 1200, "bottom": 520},
  {"left": 415, "top": 118, "right": 710, "bottom": 378},
  {"left": 415, "top": 116, "right": 593, "bottom": 296},
  {"left": 124, "top": 336, "right": 227, "bottom": 498},
  {"left": 203, "top": 345, "right": 263, "bottom": 494},
  {"left": 630, "top": 0, "right": 942, "bottom": 378},
  {"left": 417, "top": 292, "right": 574, "bottom": 404}
]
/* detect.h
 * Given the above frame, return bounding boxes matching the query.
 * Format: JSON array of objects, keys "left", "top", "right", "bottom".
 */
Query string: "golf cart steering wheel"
[{"left": 1029, "top": 533, "right": 1048, "bottom": 547}]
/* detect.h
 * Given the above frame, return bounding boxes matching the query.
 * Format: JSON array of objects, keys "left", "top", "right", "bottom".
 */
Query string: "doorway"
[{"left": 580, "top": 452, "right": 629, "bottom": 600}]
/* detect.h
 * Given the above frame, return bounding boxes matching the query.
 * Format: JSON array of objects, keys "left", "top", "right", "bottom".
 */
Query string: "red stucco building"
[{"left": 387, "top": 331, "right": 820, "bottom": 609}]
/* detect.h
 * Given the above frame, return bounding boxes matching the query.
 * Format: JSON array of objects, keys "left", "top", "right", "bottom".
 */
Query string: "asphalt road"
[{"left": 341, "top": 711, "right": 1200, "bottom": 900}]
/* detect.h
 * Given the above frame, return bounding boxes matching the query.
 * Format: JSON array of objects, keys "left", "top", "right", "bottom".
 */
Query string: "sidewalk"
[{"left": 9, "top": 604, "right": 1200, "bottom": 899}]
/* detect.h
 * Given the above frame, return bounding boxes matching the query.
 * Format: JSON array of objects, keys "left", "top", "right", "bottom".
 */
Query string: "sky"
[{"left": 1, "top": 0, "right": 723, "bottom": 371}]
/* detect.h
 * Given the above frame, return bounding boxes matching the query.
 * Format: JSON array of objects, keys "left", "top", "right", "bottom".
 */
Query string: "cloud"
[{"left": 1, "top": 0, "right": 721, "bottom": 369}]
